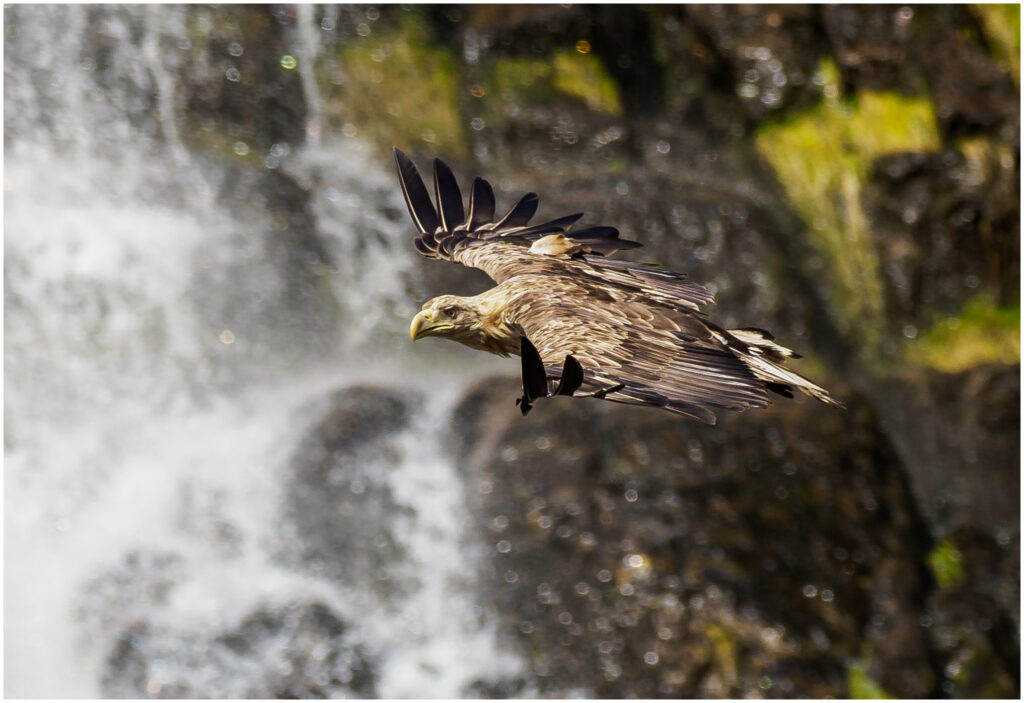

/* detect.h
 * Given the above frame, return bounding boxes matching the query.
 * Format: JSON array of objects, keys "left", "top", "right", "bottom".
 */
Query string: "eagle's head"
[{"left": 410, "top": 294, "right": 520, "bottom": 356}]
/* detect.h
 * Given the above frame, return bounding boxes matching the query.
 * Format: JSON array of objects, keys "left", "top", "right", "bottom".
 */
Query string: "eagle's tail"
[{"left": 727, "top": 328, "right": 845, "bottom": 408}]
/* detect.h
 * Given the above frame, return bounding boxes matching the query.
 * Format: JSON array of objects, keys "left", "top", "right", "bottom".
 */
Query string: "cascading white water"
[{"left": 5, "top": 5, "right": 522, "bottom": 697}]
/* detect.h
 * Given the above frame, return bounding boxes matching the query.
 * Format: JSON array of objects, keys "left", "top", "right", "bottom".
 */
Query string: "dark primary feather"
[
  {"left": 394, "top": 150, "right": 438, "bottom": 235},
  {"left": 432, "top": 158, "right": 465, "bottom": 231},
  {"left": 467, "top": 177, "right": 495, "bottom": 231},
  {"left": 393, "top": 147, "right": 642, "bottom": 261}
]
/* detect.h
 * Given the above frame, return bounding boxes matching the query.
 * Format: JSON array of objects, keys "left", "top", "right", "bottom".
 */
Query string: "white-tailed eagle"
[{"left": 396, "top": 148, "right": 842, "bottom": 423}]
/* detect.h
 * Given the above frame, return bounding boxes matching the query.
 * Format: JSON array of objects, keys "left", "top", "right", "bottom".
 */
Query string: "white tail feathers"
[
  {"left": 728, "top": 327, "right": 797, "bottom": 362},
  {"left": 739, "top": 352, "right": 845, "bottom": 408},
  {"left": 726, "top": 328, "right": 845, "bottom": 408}
]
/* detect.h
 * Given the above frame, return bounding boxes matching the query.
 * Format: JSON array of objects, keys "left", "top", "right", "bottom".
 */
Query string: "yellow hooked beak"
[{"left": 410, "top": 309, "right": 453, "bottom": 341}]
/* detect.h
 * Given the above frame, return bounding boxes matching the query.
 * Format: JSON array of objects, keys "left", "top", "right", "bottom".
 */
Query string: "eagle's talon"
[{"left": 552, "top": 354, "right": 584, "bottom": 397}]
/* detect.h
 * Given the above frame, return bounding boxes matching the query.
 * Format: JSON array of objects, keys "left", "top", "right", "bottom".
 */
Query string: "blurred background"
[{"left": 3, "top": 4, "right": 1019, "bottom": 698}]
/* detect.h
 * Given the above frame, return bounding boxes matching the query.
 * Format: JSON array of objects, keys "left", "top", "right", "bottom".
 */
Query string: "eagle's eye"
[{"left": 443, "top": 307, "right": 458, "bottom": 318}]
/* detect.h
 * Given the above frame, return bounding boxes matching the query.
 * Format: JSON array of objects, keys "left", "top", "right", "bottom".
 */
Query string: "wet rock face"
[
  {"left": 684, "top": 5, "right": 829, "bottom": 120},
  {"left": 78, "top": 551, "right": 377, "bottom": 698},
  {"left": 451, "top": 376, "right": 937, "bottom": 697},
  {"left": 821, "top": 5, "right": 1019, "bottom": 140},
  {"left": 282, "top": 386, "right": 418, "bottom": 594},
  {"left": 866, "top": 150, "right": 1020, "bottom": 334},
  {"left": 869, "top": 364, "right": 1020, "bottom": 534},
  {"left": 176, "top": 5, "right": 308, "bottom": 153},
  {"left": 928, "top": 526, "right": 1021, "bottom": 698},
  {"left": 566, "top": 169, "right": 842, "bottom": 363},
  {"left": 101, "top": 602, "right": 376, "bottom": 698}
]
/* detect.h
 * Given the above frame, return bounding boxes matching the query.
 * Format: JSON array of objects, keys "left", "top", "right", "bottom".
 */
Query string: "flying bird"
[{"left": 396, "top": 148, "right": 842, "bottom": 424}]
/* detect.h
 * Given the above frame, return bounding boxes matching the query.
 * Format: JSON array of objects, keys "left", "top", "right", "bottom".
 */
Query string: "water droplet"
[
  {"left": 738, "top": 83, "right": 759, "bottom": 99},
  {"left": 219, "top": 329, "right": 235, "bottom": 344},
  {"left": 280, "top": 55, "right": 297, "bottom": 70},
  {"left": 496, "top": 540, "right": 511, "bottom": 553},
  {"left": 575, "top": 39, "right": 591, "bottom": 54}
]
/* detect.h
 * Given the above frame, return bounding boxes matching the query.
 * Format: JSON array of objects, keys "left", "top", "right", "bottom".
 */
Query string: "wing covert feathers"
[{"left": 508, "top": 279, "right": 841, "bottom": 423}]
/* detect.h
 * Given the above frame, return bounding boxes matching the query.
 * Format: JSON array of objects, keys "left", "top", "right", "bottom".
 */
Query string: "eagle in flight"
[{"left": 396, "top": 148, "right": 842, "bottom": 424}]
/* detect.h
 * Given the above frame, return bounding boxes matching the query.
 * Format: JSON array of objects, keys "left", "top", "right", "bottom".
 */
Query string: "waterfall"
[{"left": 5, "top": 5, "right": 520, "bottom": 697}]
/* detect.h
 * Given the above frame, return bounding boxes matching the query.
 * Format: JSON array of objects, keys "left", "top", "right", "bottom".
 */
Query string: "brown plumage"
[{"left": 397, "top": 148, "right": 842, "bottom": 424}]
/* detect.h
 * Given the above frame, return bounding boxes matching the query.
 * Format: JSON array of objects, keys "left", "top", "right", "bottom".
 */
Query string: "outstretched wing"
[
  {"left": 507, "top": 276, "right": 771, "bottom": 424},
  {"left": 394, "top": 148, "right": 715, "bottom": 314}
]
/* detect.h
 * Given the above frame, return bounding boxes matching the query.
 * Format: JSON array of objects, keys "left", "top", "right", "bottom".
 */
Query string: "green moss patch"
[
  {"left": 847, "top": 660, "right": 894, "bottom": 699},
  {"left": 909, "top": 296, "right": 1020, "bottom": 373},
  {"left": 487, "top": 50, "right": 622, "bottom": 115},
  {"left": 552, "top": 50, "right": 623, "bottom": 115},
  {"left": 329, "top": 21, "right": 468, "bottom": 157},
  {"left": 973, "top": 4, "right": 1020, "bottom": 85},
  {"left": 928, "top": 539, "right": 965, "bottom": 588},
  {"left": 756, "top": 58, "right": 940, "bottom": 348}
]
